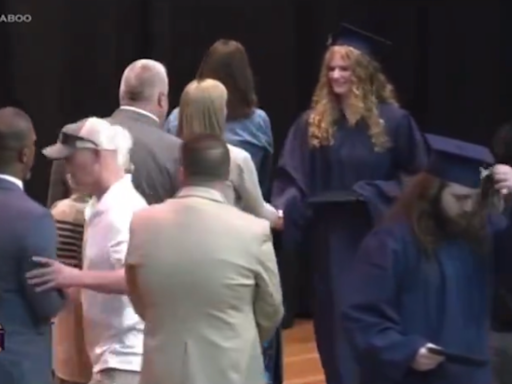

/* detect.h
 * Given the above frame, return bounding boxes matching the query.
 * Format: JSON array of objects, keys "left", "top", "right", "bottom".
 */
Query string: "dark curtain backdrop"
[{"left": 0, "top": 2, "right": 510, "bottom": 204}]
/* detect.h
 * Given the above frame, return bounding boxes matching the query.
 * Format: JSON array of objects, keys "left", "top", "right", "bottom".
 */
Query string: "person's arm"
[
  {"left": 271, "top": 113, "right": 311, "bottom": 250},
  {"left": 341, "top": 227, "right": 427, "bottom": 381},
  {"left": 125, "top": 210, "right": 148, "bottom": 320},
  {"left": 75, "top": 269, "right": 126, "bottom": 294},
  {"left": 47, "top": 159, "right": 69, "bottom": 208},
  {"left": 76, "top": 212, "right": 133, "bottom": 294},
  {"left": 236, "top": 152, "right": 279, "bottom": 225},
  {"left": 253, "top": 225, "right": 284, "bottom": 343},
  {"left": 258, "top": 149, "right": 273, "bottom": 201},
  {"left": 256, "top": 110, "right": 274, "bottom": 200},
  {"left": 390, "top": 111, "right": 430, "bottom": 181},
  {"left": 21, "top": 210, "right": 67, "bottom": 322}
]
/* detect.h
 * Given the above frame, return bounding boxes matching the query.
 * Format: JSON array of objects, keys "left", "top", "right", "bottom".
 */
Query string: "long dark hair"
[
  {"left": 385, "top": 173, "right": 491, "bottom": 258},
  {"left": 196, "top": 39, "right": 257, "bottom": 121}
]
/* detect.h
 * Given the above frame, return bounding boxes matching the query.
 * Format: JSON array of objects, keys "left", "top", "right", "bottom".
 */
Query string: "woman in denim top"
[{"left": 164, "top": 39, "right": 281, "bottom": 384}]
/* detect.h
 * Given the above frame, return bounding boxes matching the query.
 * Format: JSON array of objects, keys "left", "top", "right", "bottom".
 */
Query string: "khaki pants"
[{"left": 88, "top": 369, "right": 140, "bottom": 384}]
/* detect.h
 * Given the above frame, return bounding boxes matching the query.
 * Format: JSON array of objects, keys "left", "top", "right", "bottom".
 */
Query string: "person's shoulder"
[
  {"left": 50, "top": 197, "right": 79, "bottom": 219},
  {"left": 228, "top": 143, "right": 252, "bottom": 163},
  {"left": 365, "top": 220, "right": 413, "bottom": 248},
  {"left": 222, "top": 202, "right": 271, "bottom": 236},
  {"left": 287, "top": 109, "right": 312, "bottom": 133},
  {"left": 130, "top": 201, "right": 163, "bottom": 226},
  {"left": 103, "top": 184, "right": 147, "bottom": 221},
  {"left": 17, "top": 198, "right": 54, "bottom": 235},
  {"left": 378, "top": 103, "right": 410, "bottom": 118},
  {"left": 296, "top": 109, "right": 312, "bottom": 123},
  {"left": 378, "top": 103, "right": 417, "bottom": 127},
  {"left": 169, "top": 107, "right": 180, "bottom": 117},
  {"left": 251, "top": 108, "right": 270, "bottom": 125},
  {"left": 19, "top": 195, "right": 51, "bottom": 219},
  {"left": 155, "top": 128, "right": 181, "bottom": 148},
  {"left": 121, "top": 185, "right": 148, "bottom": 211}
]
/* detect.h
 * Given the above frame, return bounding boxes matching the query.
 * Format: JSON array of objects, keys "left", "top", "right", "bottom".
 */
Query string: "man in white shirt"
[{"left": 27, "top": 117, "right": 147, "bottom": 384}]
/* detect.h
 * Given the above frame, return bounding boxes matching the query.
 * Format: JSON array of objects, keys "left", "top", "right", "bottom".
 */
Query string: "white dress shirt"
[{"left": 82, "top": 175, "right": 148, "bottom": 374}]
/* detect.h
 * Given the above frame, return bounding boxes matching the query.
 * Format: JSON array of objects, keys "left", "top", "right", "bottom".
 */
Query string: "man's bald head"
[
  {"left": 119, "top": 59, "right": 168, "bottom": 104},
  {"left": 0, "top": 107, "right": 36, "bottom": 178}
]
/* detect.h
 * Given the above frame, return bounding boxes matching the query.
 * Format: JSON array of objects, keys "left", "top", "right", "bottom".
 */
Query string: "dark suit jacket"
[
  {"left": 0, "top": 177, "right": 66, "bottom": 384},
  {"left": 46, "top": 107, "right": 181, "bottom": 206}
]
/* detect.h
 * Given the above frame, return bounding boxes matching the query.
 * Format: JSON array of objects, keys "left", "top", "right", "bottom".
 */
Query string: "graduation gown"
[
  {"left": 271, "top": 103, "right": 429, "bottom": 384},
  {"left": 342, "top": 215, "right": 512, "bottom": 384},
  {"left": 306, "top": 180, "right": 400, "bottom": 384}
]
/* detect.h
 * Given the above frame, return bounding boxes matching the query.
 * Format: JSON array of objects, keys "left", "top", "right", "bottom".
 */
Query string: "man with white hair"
[
  {"left": 47, "top": 59, "right": 181, "bottom": 207},
  {"left": 28, "top": 117, "right": 147, "bottom": 384}
]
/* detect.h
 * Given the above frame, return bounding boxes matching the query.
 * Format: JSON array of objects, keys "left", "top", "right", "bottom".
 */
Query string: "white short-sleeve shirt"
[{"left": 82, "top": 175, "right": 148, "bottom": 373}]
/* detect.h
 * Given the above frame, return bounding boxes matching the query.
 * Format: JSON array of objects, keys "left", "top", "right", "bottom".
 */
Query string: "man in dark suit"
[
  {"left": 47, "top": 59, "right": 181, "bottom": 207},
  {"left": 0, "top": 107, "right": 67, "bottom": 384}
]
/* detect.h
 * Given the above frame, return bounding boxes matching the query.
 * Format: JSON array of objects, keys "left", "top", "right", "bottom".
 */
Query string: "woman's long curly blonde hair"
[{"left": 308, "top": 45, "right": 397, "bottom": 151}]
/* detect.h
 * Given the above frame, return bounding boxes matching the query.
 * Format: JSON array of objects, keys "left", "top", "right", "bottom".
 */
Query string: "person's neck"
[
  {"left": 339, "top": 94, "right": 349, "bottom": 113},
  {"left": 70, "top": 192, "right": 91, "bottom": 202},
  {"left": 92, "top": 171, "right": 125, "bottom": 200},
  {"left": 0, "top": 167, "right": 22, "bottom": 181},
  {"left": 120, "top": 102, "right": 159, "bottom": 121},
  {"left": 183, "top": 180, "right": 225, "bottom": 193}
]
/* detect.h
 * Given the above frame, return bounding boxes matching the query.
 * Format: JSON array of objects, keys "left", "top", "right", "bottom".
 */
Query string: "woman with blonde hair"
[
  {"left": 272, "top": 24, "right": 429, "bottom": 384},
  {"left": 177, "top": 78, "right": 280, "bottom": 228}
]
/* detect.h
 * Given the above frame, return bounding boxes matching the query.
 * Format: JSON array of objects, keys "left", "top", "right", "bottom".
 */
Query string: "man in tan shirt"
[
  {"left": 51, "top": 174, "right": 91, "bottom": 384},
  {"left": 125, "top": 134, "right": 284, "bottom": 384}
]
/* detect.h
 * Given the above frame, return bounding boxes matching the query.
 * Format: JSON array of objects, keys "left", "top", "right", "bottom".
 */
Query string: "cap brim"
[{"left": 41, "top": 143, "right": 75, "bottom": 160}]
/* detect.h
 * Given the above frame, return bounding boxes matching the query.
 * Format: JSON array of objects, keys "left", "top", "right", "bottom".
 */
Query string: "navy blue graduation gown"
[
  {"left": 271, "top": 103, "right": 429, "bottom": 384},
  {"left": 272, "top": 103, "right": 428, "bottom": 251},
  {"left": 342, "top": 216, "right": 512, "bottom": 384}
]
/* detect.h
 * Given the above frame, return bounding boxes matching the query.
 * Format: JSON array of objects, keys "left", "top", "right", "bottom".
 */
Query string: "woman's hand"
[{"left": 272, "top": 210, "right": 284, "bottom": 230}]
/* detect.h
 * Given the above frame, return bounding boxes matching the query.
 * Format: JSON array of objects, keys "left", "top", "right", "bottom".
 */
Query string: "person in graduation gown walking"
[
  {"left": 271, "top": 23, "right": 429, "bottom": 384},
  {"left": 342, "top": 134, "right": 512, "bottom": 384}
]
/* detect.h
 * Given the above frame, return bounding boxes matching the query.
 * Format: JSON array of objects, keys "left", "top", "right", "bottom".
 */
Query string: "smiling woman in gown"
[{"left": 271, "top": 24, "right": 429, "bottom": 384}]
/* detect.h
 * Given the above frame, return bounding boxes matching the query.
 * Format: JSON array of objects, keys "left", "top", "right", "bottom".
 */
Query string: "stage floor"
[{"left": 283, "top": 320, "right": 324, "bottom": 384}]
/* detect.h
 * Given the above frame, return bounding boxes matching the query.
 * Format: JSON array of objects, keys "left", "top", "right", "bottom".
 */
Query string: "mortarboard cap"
[
  {"left": 327, "top": 23, "right": 391, "bottom": 58},
  {"left": 425, "top": 134, "right": 495, "bottom": 189}
]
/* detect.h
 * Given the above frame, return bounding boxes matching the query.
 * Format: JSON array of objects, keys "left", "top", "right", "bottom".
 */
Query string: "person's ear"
[
  {"left": 18, "top": 147, "right": 29, "bottom": 165},
  {"left": 157, "top": 92, "right": 168, "bottom": 109}
]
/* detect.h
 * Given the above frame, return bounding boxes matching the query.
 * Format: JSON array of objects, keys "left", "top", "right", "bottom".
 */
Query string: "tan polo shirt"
[{"left": 51, "top": 194, "right": 92, "bottom": 383}]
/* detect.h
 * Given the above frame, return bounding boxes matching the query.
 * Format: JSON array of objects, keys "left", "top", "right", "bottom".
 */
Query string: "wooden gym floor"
[{"left": 283, "top": 320, "right": 324, "bottom": 384}]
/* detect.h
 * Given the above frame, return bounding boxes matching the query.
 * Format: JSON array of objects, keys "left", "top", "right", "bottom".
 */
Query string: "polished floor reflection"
[{"left": 283, "top": 320, "right": 324, "bottom": 384}]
